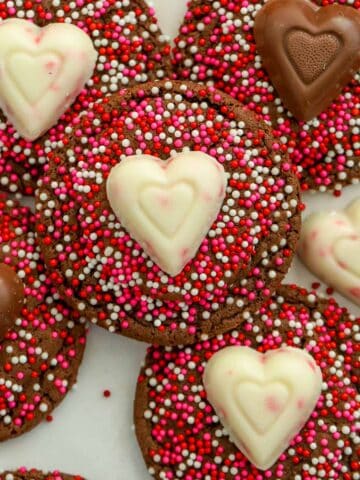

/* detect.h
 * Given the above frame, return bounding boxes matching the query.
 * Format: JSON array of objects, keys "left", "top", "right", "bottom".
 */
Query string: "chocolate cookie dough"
[
  {"left": 0, "top": 263, "right": 24, "bottom": 340},
  {"left": 0, "top": 194, "right": 86, "bottom": 441},
  {"left": 0, "top": 470, "right": 84, "bottom": 480},
  {"left": 135, "top": 285, "right": 359, "bottom": 480},
  {"left": 36, "top": 80, "right": 301, "bottom": 345},
  {"left": 173, "top": 0, "right": 360, "bottom": 193},
  {"left": 0, "top": 0, "right": 171, "bottom": 194}
]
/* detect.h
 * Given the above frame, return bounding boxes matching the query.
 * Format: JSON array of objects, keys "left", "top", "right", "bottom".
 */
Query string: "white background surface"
[{"left": 1, "top": 1, "right": 359, "bottom": 478}]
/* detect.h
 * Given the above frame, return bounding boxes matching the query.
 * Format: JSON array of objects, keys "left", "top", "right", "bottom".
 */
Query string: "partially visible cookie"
[
  {"left": 135, "top": 285, "right": 359, "bottom": 479},
  {"left": 298, "top": 197, "right": 360, "bottom": 307},
  {"left": 0, "top": 194, "right": 86, "bottom": 441},
  {"left": 173, "top": 0, "right": 360, "bottom": 193},
  {"left": 1, "top": 470, "right": 84, "bottom": 480},
  {"left": 36, "top": 80, "right": 301, "bottom": 345},
  {"left": 0, "top": 0, "right": 171, "bottom": 194}
]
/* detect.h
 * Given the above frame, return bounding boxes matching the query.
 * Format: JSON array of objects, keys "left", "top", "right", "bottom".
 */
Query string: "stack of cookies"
[{"left": 0, "top": 0, "right": 358, "bottom": 479}]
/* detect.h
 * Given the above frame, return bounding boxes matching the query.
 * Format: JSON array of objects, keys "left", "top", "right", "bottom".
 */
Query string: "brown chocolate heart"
[
  {"left": 286, "top": 30, "right": 341, "bottom": 85},
  {"left": 254, "top": 0, "right": 360, "bottom": 121}
]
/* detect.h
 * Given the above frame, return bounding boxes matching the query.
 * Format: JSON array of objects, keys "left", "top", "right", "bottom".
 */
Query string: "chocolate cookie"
[
  {"left": 173, "top": 0, "right": 360, "bottom": 193},
  {"left": 134, "top": 285, "right": 359, "bottom": 479},
  {"left": 0, "top": 263, "right": 24, "bottom": 339},
  {"left": 0, "top": 0, "right": 171, "bottom": 194},
  {"left": 0, "top": 194, "right": 86, "bottom": 441},
  {"left": 36, "top": 80, "right": 301, "bottom": 345},
  {"left": 0, "top": 470, "right": 84, "bottom": 480},
  {"left": 298, "top": 197, "right": 360, "bottom": 307}
]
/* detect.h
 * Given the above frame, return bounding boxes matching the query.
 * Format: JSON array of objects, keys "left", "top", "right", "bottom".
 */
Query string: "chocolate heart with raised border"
[
  {"left": 299, "top": 198, "right": 360, "bottom": 305},
  {"left": 106, "top": 152, "right": 227, "bottom": 277},
  {"left": 7, "top": 52, "right": 63, "bottom": 104},
  {"left": 254, "top": 0, "right": 360, "bottom": 121},
  {"left": 203, "top": 346, "right": 322, "bottom": 470},
  {"left": 139, "top": 183, "right": 194, "bottom": 237},
  {"left": 235, "top": 381, "right": 289, "bottom": 434},
  {"left": 286, "top": 30, "right": 341, "bottom": 85},
  {"left": 0, "top": 19, "right": 97, "bottom": 140}
]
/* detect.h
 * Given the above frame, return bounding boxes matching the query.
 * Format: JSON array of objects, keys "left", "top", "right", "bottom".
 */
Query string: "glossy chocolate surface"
[{"left": 254, "top": 0, "right": 360, "bottom": 121}]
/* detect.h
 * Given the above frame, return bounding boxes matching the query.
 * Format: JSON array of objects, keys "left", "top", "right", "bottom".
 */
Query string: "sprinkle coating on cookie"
[
  {"left": 36, "top": 80, "right": 301, "bottom": 345},
  {"left": 1, "top": 470, "right": 84, "bottom": 480},
  {"left": 0, "top": 0, "right": 171, "bottom": 194},
  {"left": 173, "top": 0, "right": 360, "bottom": 193},
  {"left": 134, "top": 285, "right": 360, "bottom": 480},
  {"left": 0, "top": 193, "right": 86, "bottom": 441}
]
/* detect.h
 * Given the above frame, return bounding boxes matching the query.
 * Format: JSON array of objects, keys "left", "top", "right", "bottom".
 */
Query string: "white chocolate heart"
[
  {"left": 8, "top": 52, "right": 62, "bottom": 104},
  {"left": 235, "top": 382, "right": 289, "bottom": 434},
  {"left": 203, "top": 346, "right": 322, "bottom": 471},
  {"left": 333, "top": 237, "right": 360, "bottom": 278},
  {"left": 106, "top": 152, "right": 227, "bottom": 277},
  {"left": 139, "top": 183, "right": 194, "bottom": 237},
  {"left": 298, "top": 198, "right": 360, "bottom": 305},
  {"left": 0, "top": 19, "right": 97, "bottom": 140}
]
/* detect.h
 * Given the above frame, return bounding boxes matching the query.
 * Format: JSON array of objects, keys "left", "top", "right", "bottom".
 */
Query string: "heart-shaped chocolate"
[
  {"left": 286, "top": 30, "right": 341, "bottom": 85},
  {"left": 203, "top": 346, "right": 322, "bottom": 470},
  {"left": 235, "top": 381, "right": 289, "bottom": 434},
  {"left": 0, "top": 19, "right": 97, "bottom": 140},
  {"left": 298, "top": 198, "right": 360, "bottom": 305},
  {"left": 106, "top": 152, "right": 227, "bottom": 277},
  {"left": 139, "top": 183, "right": 194, "bottom": 237},
  {"left": 254, "top": 0, "right": 360, "bottom": 121},
  {"left": 7, "top": 52, "right": 63, "bottom": 104},
  {"left": 333, "top": 237, "right": 360, "bottom": 278}
]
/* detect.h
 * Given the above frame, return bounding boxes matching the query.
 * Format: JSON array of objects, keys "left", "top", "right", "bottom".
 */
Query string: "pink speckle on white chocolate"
[
  {"left": 307, "top": 359, "right": 316, "bottom": 372},
  {"left": 265, "top": 396, "right": 283, "bottom": 413},
  {"left": 349, "top": 287, "right": 360, "bottom": 297},
  {"left": 297, "top": 398, "right": 305, "bottom": 410}
]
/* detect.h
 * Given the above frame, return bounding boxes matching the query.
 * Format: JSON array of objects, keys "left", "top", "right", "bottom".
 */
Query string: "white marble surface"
[{"left": 1, "top": 1, "right": 359, "bottom": 478}]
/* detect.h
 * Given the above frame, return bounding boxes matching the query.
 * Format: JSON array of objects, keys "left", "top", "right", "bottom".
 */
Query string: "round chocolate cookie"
[
  {"left": 173, "top": 0, "right": 360, "bottom": 193},
  {"left": 0, "top": 0, "right": 171, "bottom": 194},
  {"left": 1, "top": 470, "right": 84, "bottom": 480},
  {"left": 134, "top": 285, "right": 360, "bottom": 480},
  {"left": 36, "top": 80, "right": 301, "bottom": 345},
  {"left": 0, "top": 193, "right": 86, "bottom": 441}
]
